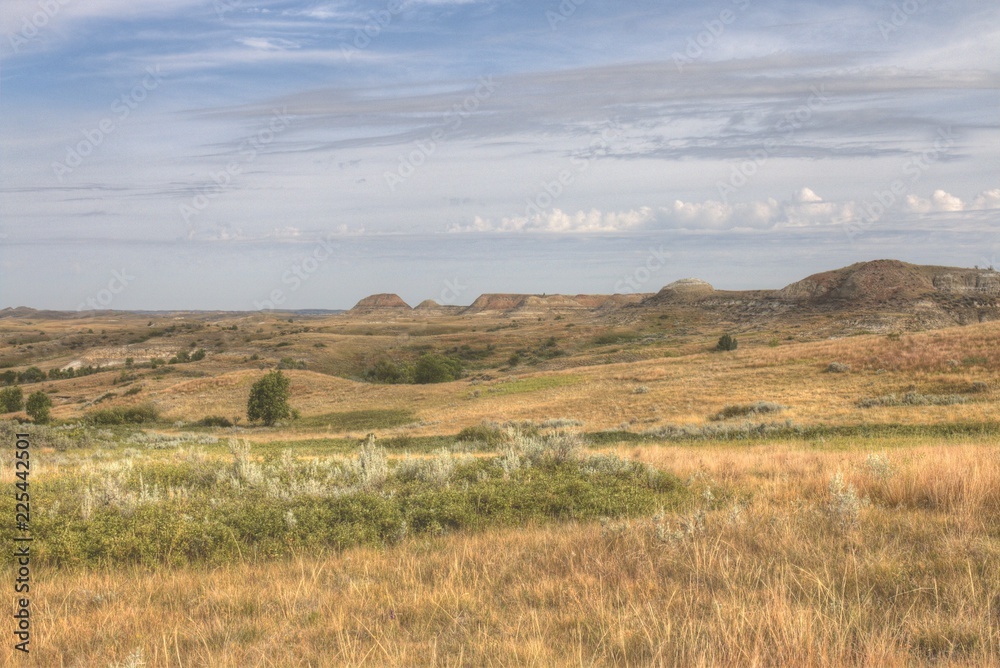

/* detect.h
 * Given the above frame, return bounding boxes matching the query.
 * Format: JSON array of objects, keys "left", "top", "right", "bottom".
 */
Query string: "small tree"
[
  {"left": 0, "top": 386, "right": 23, "bottom": 413},
  {"left": 716, "top": 333, "right": 738, "bottom": 351},
  {"left": 25, "top": 391, "right": 52, "bottom": 424},
  {"left": 247, "top": 370, "right": 291, "bottom": 426}
]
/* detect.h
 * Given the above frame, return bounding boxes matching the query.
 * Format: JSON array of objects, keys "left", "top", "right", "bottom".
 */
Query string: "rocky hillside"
[{"left": 776, "top": 260, "right": 1000, "bottom": 304}]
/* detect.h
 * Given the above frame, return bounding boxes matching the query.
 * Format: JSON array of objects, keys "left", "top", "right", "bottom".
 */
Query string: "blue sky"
[{"left": 1, "top": 0, "right": 998, "bottom": 309}]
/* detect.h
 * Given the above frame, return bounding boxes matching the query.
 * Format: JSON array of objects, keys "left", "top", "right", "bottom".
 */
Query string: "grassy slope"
[{"left": 1, "top": 311, "right": 999, "bottom": 664}]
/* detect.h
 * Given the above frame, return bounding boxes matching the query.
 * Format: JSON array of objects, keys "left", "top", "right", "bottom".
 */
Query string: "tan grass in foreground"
[{"left": 4, "top": 440, "right": 999, "bottom": 666}]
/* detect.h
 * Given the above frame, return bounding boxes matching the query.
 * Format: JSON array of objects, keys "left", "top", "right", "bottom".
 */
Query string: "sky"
[{"left": 1, "top": 0, "right": 998, "bottom": 310}]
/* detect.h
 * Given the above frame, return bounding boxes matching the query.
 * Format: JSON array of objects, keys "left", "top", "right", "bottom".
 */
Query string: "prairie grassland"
[
  {"left": 65, "top": 323, "right": 997, "bottom": 440},
  {"left": 5, "top": 438, "right": 999, "bottom": 666},
  {"left": 8, "top": 311, "right": 999, "bottom": 439}
]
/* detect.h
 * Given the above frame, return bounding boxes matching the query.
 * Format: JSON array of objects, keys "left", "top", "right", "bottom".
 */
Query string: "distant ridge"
[{"left": 5, "top": 261, "right": 1000, "bottom": 334}]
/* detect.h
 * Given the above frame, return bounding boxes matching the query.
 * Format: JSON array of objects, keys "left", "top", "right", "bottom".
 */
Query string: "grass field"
[
  {"left": 0, "top": 311, "right": 998, "bottom": 665},
  {"left": 2, "top": 436, "right": 998, "bottom": 666}
]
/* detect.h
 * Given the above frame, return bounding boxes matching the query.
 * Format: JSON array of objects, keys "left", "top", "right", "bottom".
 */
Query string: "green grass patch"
[
  {"left": 296, "top": 409, "right": 416, "bottom": 431},
  {"left": 485, "top": 374, "right": 581, "bottom": 396},
  {"left": 591, "top": 330, "right": 641, "bottom": 346}
]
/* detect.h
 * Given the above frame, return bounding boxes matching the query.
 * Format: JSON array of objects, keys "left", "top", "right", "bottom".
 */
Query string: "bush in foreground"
[{"left": 12, "top": 433, "right": 686, "bottom": 567}]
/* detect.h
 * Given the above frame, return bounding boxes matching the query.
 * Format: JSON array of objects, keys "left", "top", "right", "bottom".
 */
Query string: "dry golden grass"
[{"left": 6, "top": 439, "right": 999, "bottom": 666}]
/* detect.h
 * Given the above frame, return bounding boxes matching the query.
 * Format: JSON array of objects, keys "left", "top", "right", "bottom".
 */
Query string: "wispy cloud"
[{"left": 3, "top": 0, "right": 999, "bottom": 308}]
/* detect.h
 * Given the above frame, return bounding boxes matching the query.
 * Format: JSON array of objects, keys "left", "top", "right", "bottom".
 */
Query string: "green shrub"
[
  {"left": 26, "top": 391, "right": 51, "bottom": 423},
  {"left": 197, "top": 416, "right": 234, "bottom": 428},
  {"left": 716, "top": 334, "right": 738, "bottom": 351},
  {"left": 0, "top": 386, "right": 23, "bottom": 413},
  {"left": 456, "top": 423, "right": 510, "bottom": 448},
  {"left": 414, "top": 353, "right": 463, "bottom": 384},
  {"left": 364, "top": 358, "right": 412, "bottom": 384},
  {"left": 18, "top": 367, "right": 46, "bottom": 384}
]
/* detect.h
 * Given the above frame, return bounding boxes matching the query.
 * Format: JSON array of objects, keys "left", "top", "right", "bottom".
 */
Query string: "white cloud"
[
  {"left": 794, "top": 187, "right": 823, "bottom": 203},
  {"left": 905, "top": 189, "right": 965, "bottom": 213},
  {"left": 453, "top": 207, "right": 655, "bottom": 233},
  {"left": 236, "top": 37, "right": 301, "bottom": 51},
  {"left": 455, "top": 187, "right": 997, "bottom": 234},
  {"left": 972, "top": 189, "right": 1000, "bottom": 210}
]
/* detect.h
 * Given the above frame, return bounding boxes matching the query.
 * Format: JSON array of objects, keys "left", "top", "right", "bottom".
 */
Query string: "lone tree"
[
  {"left": 25, "top": 391, "right": 52, "bottom": 424},
  {"left": 247, "top": 370, "right": 291, "bottom": 426},
  {"left": 716, "top": 333, "right": 738, "bottom": 351}
]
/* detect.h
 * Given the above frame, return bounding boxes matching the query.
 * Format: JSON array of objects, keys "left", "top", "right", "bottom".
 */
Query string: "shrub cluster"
[
  {"left": 710, "top": 401, "right": 785, "bottom": 421},
  {"left": 85, "top": 403, "right": 160, "bottom": 426},
  {"left": 364, "top": 353, "right": 463, "bottom": 384},
  {"left": 856, "top": 392, "right": 968, "bottom": 408}
]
